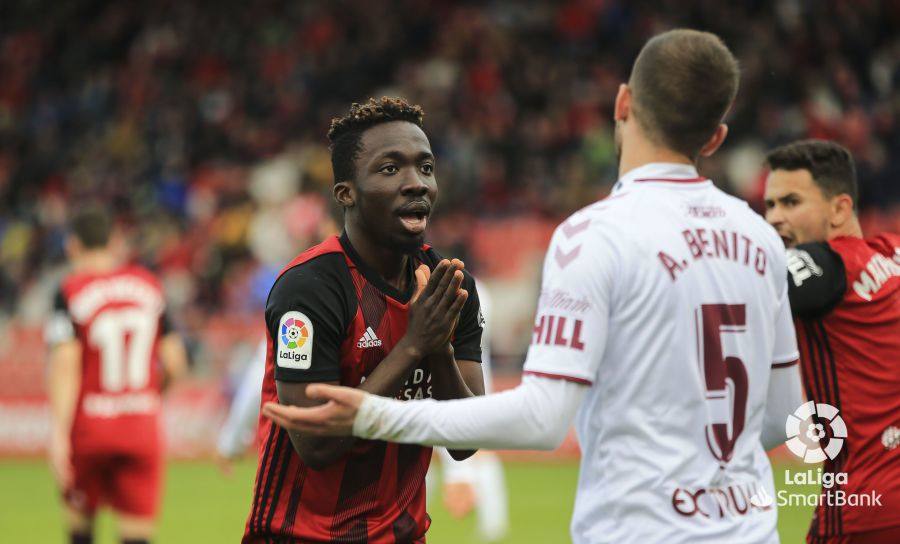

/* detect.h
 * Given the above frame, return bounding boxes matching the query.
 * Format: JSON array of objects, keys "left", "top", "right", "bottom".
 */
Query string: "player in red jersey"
[
  {"left": 242, "top": 97, "right": 484, "bottom": 543},
  {"left": 45, "top": 206, "right": 189, "bottom": 544},
  {"left": 764, "top": 140, "right": 900, "bottom": 544}
]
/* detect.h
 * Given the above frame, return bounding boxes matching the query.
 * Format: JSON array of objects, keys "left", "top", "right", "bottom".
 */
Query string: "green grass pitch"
[{"left": 0, "top": 458, "right": 815, "bottom": 542}]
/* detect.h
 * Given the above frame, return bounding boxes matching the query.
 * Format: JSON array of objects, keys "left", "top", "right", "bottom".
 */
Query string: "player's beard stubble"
[{"left": 356, "top": 196, "right": 425, "bottom": 255}]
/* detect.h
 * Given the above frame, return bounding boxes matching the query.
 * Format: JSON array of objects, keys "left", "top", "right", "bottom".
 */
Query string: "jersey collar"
[
  {"left": 612, "top": 162, "right": 709, "bottom": 194},
  {"left": 339, "top": 231, "right": 417, "bottom": 304}
]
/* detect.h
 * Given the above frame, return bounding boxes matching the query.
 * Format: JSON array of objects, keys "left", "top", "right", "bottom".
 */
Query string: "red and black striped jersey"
[
  {"left": 243, "top": 233, "right": 483, "bottom": 543},
  {"left": 787, "top": 234, "right": 900, "bottom": 539}
]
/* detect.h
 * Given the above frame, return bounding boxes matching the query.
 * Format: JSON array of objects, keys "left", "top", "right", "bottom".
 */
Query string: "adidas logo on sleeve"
[{"left": 357, "top": 327, "right": 383, "bottom": 349}]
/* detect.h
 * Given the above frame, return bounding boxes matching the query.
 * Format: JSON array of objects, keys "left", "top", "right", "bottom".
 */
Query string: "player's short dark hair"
[
  {"left": 765, "top": 139, "right": 858, "bottom": 210},
  {"left": 69, "top": 205, "right": 112, "bottom": 249},
  {"left": 629, "top": 29, "right": 739, "bottom": 159},
  {"left": 327, "top": 97, "right": 425, "bottom": 184}
]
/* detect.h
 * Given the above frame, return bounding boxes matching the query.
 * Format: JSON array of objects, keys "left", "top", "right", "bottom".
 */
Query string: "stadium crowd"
[{"left": 1, "top": 0, "right": 898, "bottom": 359}]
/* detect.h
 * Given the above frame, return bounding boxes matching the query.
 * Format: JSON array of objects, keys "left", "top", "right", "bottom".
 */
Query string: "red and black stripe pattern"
[
  {"left": 798, "top": 319, "right": 847, "bottom": 539},
  {"left": 248, "top": 424, "right": 293, "bottom": 537},
  {"left": 243, "top": 234, "right": 444, "bottom": 543}
]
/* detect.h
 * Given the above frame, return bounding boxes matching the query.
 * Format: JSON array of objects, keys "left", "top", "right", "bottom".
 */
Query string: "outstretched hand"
[{"left": 263, "top": 384, "right": 366, "bottom": 436}]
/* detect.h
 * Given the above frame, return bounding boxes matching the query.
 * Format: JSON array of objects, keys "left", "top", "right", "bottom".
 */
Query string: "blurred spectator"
[{"left": 1, "top": 0, "right": 898, "bottom": 363}]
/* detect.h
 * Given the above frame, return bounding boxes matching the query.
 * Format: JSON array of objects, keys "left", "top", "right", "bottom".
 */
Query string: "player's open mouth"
[
  {"left": 398, "top": 213, "right": 427, "bottom": 234},
  {"left": 396, "top": 202, "right": 431, "bottom": 235},
  {"left": 780, "top": 234, "right": 795, "bottom": 248}
]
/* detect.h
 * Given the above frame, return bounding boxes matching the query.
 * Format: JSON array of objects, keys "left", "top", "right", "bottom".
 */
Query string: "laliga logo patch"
[
  {"left": 277, "top": 311, "right": 313, "bottom": 369},
  {"left": 785, "top": 401, "right": 846, "bottom": 463},
  {"left": 281, "top": 317, "right": 309, "bottom": 349}
]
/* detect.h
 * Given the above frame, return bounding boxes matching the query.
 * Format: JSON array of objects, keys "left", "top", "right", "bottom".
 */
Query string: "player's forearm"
[
  {"left": 277, "top": 380, "right": 358, "bottom": 469},
  {"left": 353, "top": 375, "right": 585, "bottom": 450},
  {"left": 356, "top": 336, "right": 423, "bottom": 398},
  {"left": 427, "top": 346, "right": 480, "bottom": 401},
  {"left": 282, "top": 338, "right": 444, "bottom": 468},
  {"left": 761, "top": 362, "right": 804, "bottom": 450},
  {"left": 278, "top": 337, "right": 422, "bottom": 469},
  {"left": 281, "top": 406, "right": 357, "bottom": 470},
  {"left": 290, "top": 433, "right": 358, "bottom": 470},
  {"left": 427, "top": 348, "right": 484, "bottom": 460},
  {"left": 47, "top": 342, "right": 81, "bottom": 437}
]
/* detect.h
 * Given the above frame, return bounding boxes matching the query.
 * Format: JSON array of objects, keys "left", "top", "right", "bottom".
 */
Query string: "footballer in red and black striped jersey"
[
  {"left": 785, "top": 235, "right": 900, "bottom": 541},
  {"left": 243, "top": 97, "right": 485, "bottom": 543},
  {"left": 244, "top": 234, "right": 483, "bottom": 543},
  {"left": 766, "top": 140, "right": 900, "bottom": 543}
]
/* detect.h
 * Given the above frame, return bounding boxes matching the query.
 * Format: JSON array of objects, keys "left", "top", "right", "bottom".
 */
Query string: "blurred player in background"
[
  {"left": 243, "top": 97, "right": 485, "bottom": 543},
  {"left": 264, "top": 29, "right": 806, "bottom": 543},
  {"left": 764, "top": 140, "right": 900, "bottom": 544},
  {"left": 215, "top": 339, "right": 267, "bottom": 475},
  {"left": 45, "top": 206, "right": 189, "bottom": 544}
]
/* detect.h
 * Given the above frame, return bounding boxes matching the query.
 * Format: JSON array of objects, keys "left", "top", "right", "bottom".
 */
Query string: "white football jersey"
[{"left": 523, "top": 163, "right": 799, "bottom": 543}]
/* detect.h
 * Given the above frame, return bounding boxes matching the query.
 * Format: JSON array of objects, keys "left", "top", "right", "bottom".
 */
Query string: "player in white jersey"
[{"left": 261, "top": 30, "right": 804, "bottom": 543}]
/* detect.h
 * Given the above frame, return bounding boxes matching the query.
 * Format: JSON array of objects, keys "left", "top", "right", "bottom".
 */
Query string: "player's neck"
[
  {"left": 343, "top": 225, "right": 411, "bottom": 290},
  {"left": 829, "top": 216, "right": 864, "bottom": 240},
  {"left": 73, "top": 249, "right": 118, "bottom": 274},
  {"left": 617, "top": 133, "right": 693, "bottom": 179}
]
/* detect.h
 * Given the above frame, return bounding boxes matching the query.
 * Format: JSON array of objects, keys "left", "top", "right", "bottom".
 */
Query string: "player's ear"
[
  {"left": 699, "top": 123, "right": 728, "bottom": 158},
  {"left": 829, "top": 193, "right": 855, "bottom": 228},
  {"left": 613, "top": 83, "right": 631, "bottom": 122},
  {"left": 333, "top": 181, "right": 356, "bottom": 209}
]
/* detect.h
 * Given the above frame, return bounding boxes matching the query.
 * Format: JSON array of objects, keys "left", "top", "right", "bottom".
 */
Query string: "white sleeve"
[
  {"left": 761, "top": 364, "right": 804, "bottom": 450},
  {"left": 772, "top": 253, "right": 801, "bottom": 366},
  {"left": 522, "top": 216, "right": 618, "bottom": 384},
  {"left": 216, "top": 341, "right": 267, "bottom": 458},
  {"left": 354, "top": 375, "right": 586, "bottom": 450}
]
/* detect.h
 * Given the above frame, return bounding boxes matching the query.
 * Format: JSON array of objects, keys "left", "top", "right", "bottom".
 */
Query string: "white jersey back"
[{"left": 523, "top": 163, "right": 798, "bottom": 543}]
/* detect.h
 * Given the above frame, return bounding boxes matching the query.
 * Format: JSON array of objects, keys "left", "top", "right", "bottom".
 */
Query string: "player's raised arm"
[
  {"left": 348, "top": 258, "right": 469, "bottom": 394},
  {"left": 273, "top": 258, "right": 468, "bottom": 469},
  {"left": 425, "top": 260, "right": 486, "bottom": 460}
]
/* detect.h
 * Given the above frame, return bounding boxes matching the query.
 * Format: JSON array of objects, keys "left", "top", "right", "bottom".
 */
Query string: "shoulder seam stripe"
[{"left": 633, "top": 177, "right": 708, "bottom": 184}]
